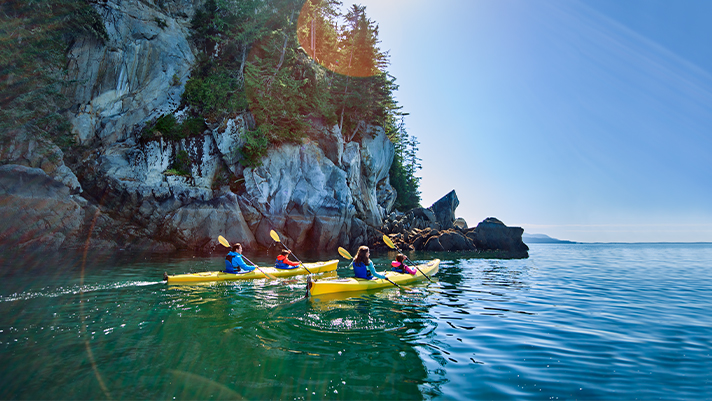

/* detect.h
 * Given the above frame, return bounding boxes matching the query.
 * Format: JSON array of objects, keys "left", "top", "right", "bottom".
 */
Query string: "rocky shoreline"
[
  {"left": 377, "top": 191, "right": 528, "bottom": 258},
  {"left": 0, "top": 0, "right": 527, "bottom": 259}
]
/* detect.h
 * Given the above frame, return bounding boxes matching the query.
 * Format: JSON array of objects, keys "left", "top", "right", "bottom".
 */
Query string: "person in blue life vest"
[
  {"left": 275, "top": 249, "right": 301, "bottom": 269},
  {"left": 224, "top": 243, "right": 254, "bottom": 274},
  {"left": 391, "top": 254, "right": 416, "bottom": 275},
  {"left": 352, "top": 246, "right": 387, "bottom": 280}
]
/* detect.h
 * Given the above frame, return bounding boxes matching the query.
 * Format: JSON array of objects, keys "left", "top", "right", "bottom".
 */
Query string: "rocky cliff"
[
  {"left": 0, "top": 0, "right": 397, "bottom": 253},
  {"left": 1, "top": 0, "right": 527, "bottom": 258}
]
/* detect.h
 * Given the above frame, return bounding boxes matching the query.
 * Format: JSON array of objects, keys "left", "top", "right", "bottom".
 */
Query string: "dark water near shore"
[{"left": 1, "top": 243, "right": 711, "bottom": 400}]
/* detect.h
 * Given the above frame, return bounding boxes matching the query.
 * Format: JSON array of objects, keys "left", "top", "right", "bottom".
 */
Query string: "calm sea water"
[{"left": 1, "top": 243, "right": 711, "bottom": 400}]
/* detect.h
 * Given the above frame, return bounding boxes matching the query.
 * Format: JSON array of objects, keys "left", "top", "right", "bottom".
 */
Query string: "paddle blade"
[
  {"left": 337, "top": 247, "right": 353, "bottom": 259},
  {"left": 383, "top": 235, "right": 396, "bottom": 249},
  {"left": 218, "top": 235, "right": 230, "bottom": 248},
  {"left": 270, "top": 230, "right": 281, "bottom": 242}
]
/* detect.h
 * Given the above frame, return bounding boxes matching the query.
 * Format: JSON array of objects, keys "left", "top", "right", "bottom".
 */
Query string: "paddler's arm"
[
  {"left": 234, "top": 254, "right": 254, "bottom": 271},
  {"left": 367, "top": 261, "right": 387, "bottom": 279}
]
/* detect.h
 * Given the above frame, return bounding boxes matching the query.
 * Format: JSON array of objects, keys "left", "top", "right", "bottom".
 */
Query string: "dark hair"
[
  {"left": 354, "top": 246, "right": 370, "bottom": 265},
  {"left": 231, "top": 243, "right": 242, "bottom": 252},
  {"left": 396, "top": 254, "right": 405, "bottom": 263},
  {"left": 280, "top": 249, "right": 290, "bottom": 256}
]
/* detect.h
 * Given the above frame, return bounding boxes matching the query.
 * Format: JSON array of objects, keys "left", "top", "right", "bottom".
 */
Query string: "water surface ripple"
[{"left": 1, "top": 243, "right": 711, "bottom": 399}]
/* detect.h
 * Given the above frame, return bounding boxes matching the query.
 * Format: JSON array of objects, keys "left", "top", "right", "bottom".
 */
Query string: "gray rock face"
[
  {"left": 65, "top": 0, "right": 198, "bottom": 146},
  {"left": 430, "top": 190, "right": 459, "bottom": 230},
  {"left": 211, "top": 113, "right": 250, "bottom": 176},
  {"left": 0, "top": 132, "right": 82, "bottom": 194},
  {"left": 344, "top": 126, "right": 395, "bottom": 226},
  {"left": 466, "top": 217, "right": 529, "bottom": 257},
  {"left": 0, "top": 165, "right": 83, "bottom": 251},
  {"left": 241, "top": 140, "right": 356, "bottom": 250}
]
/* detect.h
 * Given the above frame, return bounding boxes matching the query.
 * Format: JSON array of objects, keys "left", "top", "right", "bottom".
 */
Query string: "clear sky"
[{"left": 349, "top": 0, "right": 712, "bottom": 243}]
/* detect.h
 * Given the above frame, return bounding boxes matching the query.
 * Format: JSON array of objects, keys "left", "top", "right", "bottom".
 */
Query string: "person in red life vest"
[
  {"left": 275, "top": 249, "right": 301, "bottom": 269},
  {"left": 391, "top": 254, "right": 416, "bottom": 275}
]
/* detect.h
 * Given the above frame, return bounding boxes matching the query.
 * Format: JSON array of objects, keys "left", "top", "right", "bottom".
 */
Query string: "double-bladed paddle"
[
  {"left": 218, "top": 235, "right": 276, "bottom": 279},
  {"left": 382, "top": 235, "right": 436, "bottom": 284},
  {"left": 337, "top": 246, "right": 413, "bottom": 292},
  {"left": 269, "top": 230, "right": 314, "bottom": 275}
]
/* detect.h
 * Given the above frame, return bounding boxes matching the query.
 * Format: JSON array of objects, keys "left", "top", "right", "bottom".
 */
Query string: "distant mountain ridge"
[{"left": 522, "top": 233, "right": 578, "bottom": 244}]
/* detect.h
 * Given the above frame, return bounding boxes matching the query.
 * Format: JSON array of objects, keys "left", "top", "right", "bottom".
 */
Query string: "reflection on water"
[{"left": 2, "top": 245, "right": 712, "bottom": 399}]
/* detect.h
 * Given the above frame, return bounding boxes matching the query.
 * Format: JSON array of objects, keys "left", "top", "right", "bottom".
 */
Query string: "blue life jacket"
[
  {"left": 353, "top": 261, "right": 372, "bottom": 279},
  {"left": 224, "top": 252, "right": 240, "bottom": 274}
]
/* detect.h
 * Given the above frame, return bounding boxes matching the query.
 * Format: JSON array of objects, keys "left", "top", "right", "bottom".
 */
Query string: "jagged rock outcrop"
[
  {"left": 382, "top": 191, "right": 529, "bottom": 258},
  {"left": 465, "top": 217, "right": 529, "bottom": 256},
  {"left": 429, "top": 190, "right": 459, "bottom": 230},
  {"left": 342, "top": 126, "right": 395, "bottom": 227}
]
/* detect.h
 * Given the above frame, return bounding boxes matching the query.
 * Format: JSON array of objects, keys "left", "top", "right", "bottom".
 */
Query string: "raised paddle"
[
  {"left": 218, "top": 235, "right": 276, "bottom": 280},
  {"left": 337, "top": 247, "right": 413, "bottom": 292},
  {"left": 382, "top": 235, "right": 436, "bottom": 284},
  {"left": 269, "top": 230, "right": 314, "bottom": 275}
]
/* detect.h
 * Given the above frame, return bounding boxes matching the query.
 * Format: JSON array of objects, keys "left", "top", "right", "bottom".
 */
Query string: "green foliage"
[
  {"left": 181, "top": 117, "right": 208, "bottom": 137},
  {"left": 238, "top": 127, "right": 270, "bottom": 168},
  {"left": 142, "top": 114, "right": 207, "bottom": 141},
  {"left": 182, "top": 63, "right": 248, "bottom": 118},
  {"left": 388, "top": 118, "right": 422, "bottom": 211},
  {"left": 167, "top": 150, "right": 192, "bottom": 176},
  {"left": 0, "top": 0, "right": 107, "bottom": 149},
  {"left": 183, "top": 0, "right": 273, "bottom": 120}
]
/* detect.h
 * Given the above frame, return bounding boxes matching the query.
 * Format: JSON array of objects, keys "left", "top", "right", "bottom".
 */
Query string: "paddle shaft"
[
  {"left": 242, "top": 255, "right": 276, "bottom": 280},
  {"left": 384, "top": 276, "right": 406, "bottom": 290}
]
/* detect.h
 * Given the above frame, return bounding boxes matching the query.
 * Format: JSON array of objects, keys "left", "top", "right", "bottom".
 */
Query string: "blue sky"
[{"left": 350, "top": 0, "right": 712, "bottom": 242}]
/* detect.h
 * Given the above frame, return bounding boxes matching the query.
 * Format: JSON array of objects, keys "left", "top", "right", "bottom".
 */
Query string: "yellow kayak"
[
  {"left": 164, "top": 259, "right": 339, "bottom": 283},
  {"left": 307, "top": 259, "right": 440, "bottom": 296}
]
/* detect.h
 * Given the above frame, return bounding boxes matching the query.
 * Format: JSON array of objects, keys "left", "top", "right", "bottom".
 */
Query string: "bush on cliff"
[{"left": 141, "top": 114, "right": 207, "bottom": 142}]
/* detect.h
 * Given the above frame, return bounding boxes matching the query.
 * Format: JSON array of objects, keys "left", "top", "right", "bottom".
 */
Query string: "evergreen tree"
[{"left": 387, "top": 117, "right": 422, "bottom": 211}]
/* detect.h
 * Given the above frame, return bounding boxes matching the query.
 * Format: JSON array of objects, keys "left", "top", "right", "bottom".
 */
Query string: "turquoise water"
[{"left": 1, "top": 243, "right": 711, "bottom": 399}]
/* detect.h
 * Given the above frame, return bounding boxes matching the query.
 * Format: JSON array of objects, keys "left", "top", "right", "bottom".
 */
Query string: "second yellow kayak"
[{"left": 307, "top": 259, "right": 440, "bottom": 296}]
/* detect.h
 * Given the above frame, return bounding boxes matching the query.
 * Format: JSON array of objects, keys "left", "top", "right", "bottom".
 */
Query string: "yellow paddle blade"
[
  {"left": 337, "top": 247, "right": 353, "bottom": 259},
  {"left": 270, "top": 230, "right": 281, "bottom": 242},
  {"left": 383, "top": 235, "right": 396, "bottom": 249},
  {"left": 218, "top": 235, "right": 230, "bottom": 248}
]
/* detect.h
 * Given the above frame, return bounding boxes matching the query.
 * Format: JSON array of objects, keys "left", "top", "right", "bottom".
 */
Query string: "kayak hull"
[
  {"left": 308, "top": 259, "right": 440, "bottom": 296},
  {"left": 165, "top": 259, "right": 339, "bottom": 283}
]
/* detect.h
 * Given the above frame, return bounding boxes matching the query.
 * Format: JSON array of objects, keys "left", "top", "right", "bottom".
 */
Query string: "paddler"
[
  {"left": 352, "top": 246, "right": 387, "bottom": 280},
  {"left": 275, "top": 249, "right": 300, "bottom": 269},
  {"left": 224, "top": 243, "right": 254, "bottom": 274},
  {"left": 391, "top": 254, "right": 416, "bottom": 275}
]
